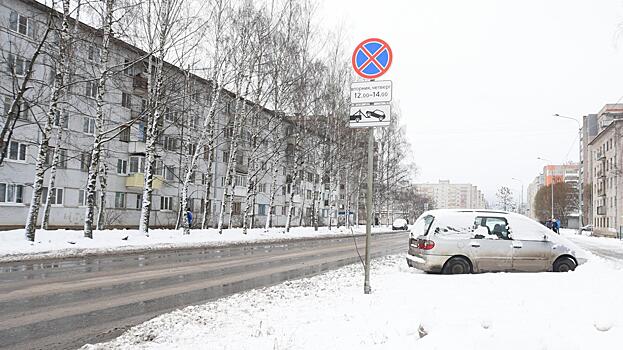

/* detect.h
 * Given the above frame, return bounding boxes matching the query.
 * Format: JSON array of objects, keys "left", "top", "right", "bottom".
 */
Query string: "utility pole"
[
  {"left": 511, "top": 177, "right": 523, "bottom": 214},
  {"left": 554, "top": 114, "right": 583, "bottom": 232}
]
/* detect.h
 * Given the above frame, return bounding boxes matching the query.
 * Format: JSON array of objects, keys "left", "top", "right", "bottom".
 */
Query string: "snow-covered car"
[
  {"left": 392, "top": 218, "right": 408, "bottom": 230},
  {"left": 580, "top": 224, "right": 593, "bottom": 232},
  {"left": 406, "top": 209, "right": 588, "bottom": 274}
]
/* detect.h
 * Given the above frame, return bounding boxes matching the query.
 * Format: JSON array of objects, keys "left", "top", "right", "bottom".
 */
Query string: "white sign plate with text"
[{"left": 350, "top": 80, "right": 392, "bottom": 104}]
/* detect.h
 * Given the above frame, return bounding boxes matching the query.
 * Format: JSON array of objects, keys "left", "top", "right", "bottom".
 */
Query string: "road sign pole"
[
  {"left": 364, "top": 127, "right": 374, "bottom": 294},
  {"left": 350, "top": 37, "right": 392, "bottom": 295}
]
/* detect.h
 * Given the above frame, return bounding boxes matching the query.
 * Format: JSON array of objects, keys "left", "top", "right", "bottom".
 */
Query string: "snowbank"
[
  {"left": 0, "top": 226, "right": 395, "bottom": 262},
  {"left": 83, "top": 250, "right": 623, "bottom": 350}
]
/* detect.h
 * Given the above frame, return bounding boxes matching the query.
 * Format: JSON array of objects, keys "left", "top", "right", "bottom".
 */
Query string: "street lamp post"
[
  {"left": 511, "top": 178, "right": 523, "bottom": 214},
  {"left": 554, "top": 114, "right": 583, "bottom": 233},
  {"left": 537, "top": 157, "right": 554, "bottom": 221}
]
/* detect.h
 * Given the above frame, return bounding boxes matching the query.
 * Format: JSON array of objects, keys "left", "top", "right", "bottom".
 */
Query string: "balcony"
[
  {"left": 128, "top": 141, "right": 146, "bottom": 154},
  {"left": 233, "top": 186, "right": 246, "bottom": 197},
  {"left": 133, "top": 74, "right": 148, "bottom": 91},
  {"left": 126, "top": 173, "right": 162, "bottom": 189},
  {"left": 235, "top": 163, "right": 248, "bottom": 174}
]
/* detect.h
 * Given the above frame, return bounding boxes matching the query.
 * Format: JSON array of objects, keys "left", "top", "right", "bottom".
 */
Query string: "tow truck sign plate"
[
  {"left": 350, "top": 80, "right": 392, "bottom": 104},
  {"left": 349, "top": 104, "right": 391, "bottom": 128}
]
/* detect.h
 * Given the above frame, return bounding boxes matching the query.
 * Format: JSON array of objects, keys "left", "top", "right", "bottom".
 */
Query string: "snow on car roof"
[{"left": 420, "top": 209, "right": 510, "bottom": 216}]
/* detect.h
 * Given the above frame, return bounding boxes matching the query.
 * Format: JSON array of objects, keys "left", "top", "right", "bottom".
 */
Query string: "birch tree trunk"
[
  {"left": 84, "top": 0, "right": 114, "bottom": 239},
  {"left": 265, "top": 161, "right": 277, "bottom": 231},
  {"left": 24, "top": 9, "right": 66, "bottom": 241},
  {"left": 96, "top": 162, "right": 108, "bottom": 229},
  {"left": 40, "top": 125, "right": 63, "bottom": 230},
  {"left": 139, "top": 2, "right": 172, "bottom": 236}
]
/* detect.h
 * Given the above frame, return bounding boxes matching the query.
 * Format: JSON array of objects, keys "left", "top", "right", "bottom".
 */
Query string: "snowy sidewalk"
[
  {"left": 83, "top": 252, "right": 623, "bottom": 350},
  {"left": 0, "top": 226, "right": 396, "bottom": 262}
]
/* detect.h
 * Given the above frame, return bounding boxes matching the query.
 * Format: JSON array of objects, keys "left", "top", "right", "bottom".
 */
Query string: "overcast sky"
[{"left": 319, "top": 0, "right": 623, "bottom": 203}]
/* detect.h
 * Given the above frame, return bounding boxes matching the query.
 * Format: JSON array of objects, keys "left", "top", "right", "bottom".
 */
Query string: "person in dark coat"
[
  {"left": 186, "top": 207, "right": 193, "bottom": 227},
  {"left": 551, "top": 220, "right": 559, "bottom": 234}
]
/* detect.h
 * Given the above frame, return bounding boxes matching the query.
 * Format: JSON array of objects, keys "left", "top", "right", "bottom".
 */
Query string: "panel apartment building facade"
[
  {"left": 415, "top": 180, "right": 486, "bottom": 210},
  {"left": 0, "top": 0, "right": 353, "bottom": 229},
  {"left": 583, "top": 104, "right": 623, "bottom": 237}
]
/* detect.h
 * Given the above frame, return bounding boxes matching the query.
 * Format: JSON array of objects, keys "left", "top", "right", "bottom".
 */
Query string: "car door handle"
[
  {"left": 470, "top": 243, "right": 480, "bottom": 247},
  {"left": 513, "top": 246, "right": 522, "bottom": 248}
]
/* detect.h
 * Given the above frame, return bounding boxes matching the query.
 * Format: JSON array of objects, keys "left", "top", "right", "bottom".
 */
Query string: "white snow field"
[
  {"left": 83, "top": 239, "right": 623, "bottom": 350},
  {"left": 0, "top": 226, "right": 391, "bottom": 262}
]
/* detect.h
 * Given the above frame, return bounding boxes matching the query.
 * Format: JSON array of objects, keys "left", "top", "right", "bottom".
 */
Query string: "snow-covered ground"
[
  {"left": 0, "top": 226, "right": 390, "bottom": 262},
  {"left": 83, "top": 237, "right": 623, "bottom": 350}
]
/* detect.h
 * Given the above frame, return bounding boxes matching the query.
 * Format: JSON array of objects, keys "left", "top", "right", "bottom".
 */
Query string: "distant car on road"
[
  {"left": 406, "top": 209, "right": 588, "bottom": 274},
  {"left": 392, "top": 218, "right": 408, "bottom": 230},
  {"left": 580, "top": 224, "right": 593, "bottom": 232}
]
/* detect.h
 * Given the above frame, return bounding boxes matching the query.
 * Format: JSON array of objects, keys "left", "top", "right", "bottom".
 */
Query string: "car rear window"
[
  {"left": 413, "top": 215, "right": 434, "bottom": 236},
  {"left": 429, "top": 212, "right": 478, "bottom": 238}
]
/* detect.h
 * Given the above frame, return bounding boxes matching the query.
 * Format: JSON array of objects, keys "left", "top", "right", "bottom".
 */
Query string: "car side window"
[{"left": 473, "top": 216, "right": 511, "bottom": 240}]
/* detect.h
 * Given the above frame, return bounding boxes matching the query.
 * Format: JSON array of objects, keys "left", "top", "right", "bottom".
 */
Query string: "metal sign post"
[{"left": 350, "top": 38, "right": 393, "bottom": 295}]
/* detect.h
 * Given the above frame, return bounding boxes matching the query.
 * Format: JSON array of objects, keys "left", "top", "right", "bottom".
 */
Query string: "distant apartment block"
[{"left": 415, "top": 180, "right": 486, "bottom": 210}]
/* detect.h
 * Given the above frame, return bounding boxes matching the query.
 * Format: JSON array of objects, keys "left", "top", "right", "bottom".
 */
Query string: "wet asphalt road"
[
  {"left": 567, "top": 235, "right": 623, "bottom": 261},
  {"left": 0, "top": 231, "right": 408, "bottom": 350}
]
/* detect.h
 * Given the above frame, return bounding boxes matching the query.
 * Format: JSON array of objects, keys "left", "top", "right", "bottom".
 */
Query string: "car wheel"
[
  {"left": 553, "top": 257, "right": 576, "bottom": 272},
  {"left": 442, "top": 256, "right": 472, "bottom": 274}
]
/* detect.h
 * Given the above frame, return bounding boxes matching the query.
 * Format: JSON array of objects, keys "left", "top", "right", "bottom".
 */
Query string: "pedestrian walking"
[
  {"left": 186, "top": 207, "right": 193, "bottom": 227},
  {"left": 552, "top": 219, "right": 559, "bottom": 234}
]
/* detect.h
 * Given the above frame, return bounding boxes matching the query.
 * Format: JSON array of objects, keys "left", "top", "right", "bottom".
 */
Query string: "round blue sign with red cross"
[{"left": 352, "top": 38, "right": 393, "bottom": 79}]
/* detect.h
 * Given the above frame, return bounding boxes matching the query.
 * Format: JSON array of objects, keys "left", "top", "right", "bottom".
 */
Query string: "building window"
[
  {"left": 83, "top": 117, "right": 96, "bottom": 134},
  {"left": 188, "top": 143, "right": 197, "bottom": 156},
  {"left": 87, "top": 45, "right": 100, "bottom": 62},
  {"left": 135, "top": 194, "right": 142, "bottom": 209},
  {"left": 41, "top": 187, "right": 64, "bottom": 205},
  {"left": 53, "top": 109, "right": 69, "bottom": 128},
  {"left": 258, "top": 183, "right": 267, "bottom": 193},
  {"left": 114, "top": 192, "right": 126, "bottom": 208},
  {"left": 7, "top": 54, "right": 30, "bottom": 77},
  {"left": 232, "top": 202, "right": 241, "bottom": 215},
  {"left": 258, "top": 204, "right": 267, "bottom": 216},
  {"left": 234, "top": 175, "right": 247, "bottom": 187},
  {"left": 164, "top": 136, "right": 178, "bottom": 151},
  {"left": 222, "top": 151, "right": 229, "bottom": 162},
  {"left": 164, "top": 108, "right": 176, "bottom": 122},
  {"left": 0, "top": 183, "right": 24, "bottom": 203},
  {"left": 78, "top": 189, "right": 87, "bottom": 206},
  {"left": 165, "top": 165, "right": 175, "bottom": 181},
  {"left": 220, "top": 176, "right": 227, "bottom": 187},
  {"left": 154, "top": 160, "right": 164, "bottom": 176},
  {"left": 124, "top": 59, "right": 134, "bottom": 76},
  {"left": 85, "top": 81, "right": 98, "bottom": 98},
  {"left": 121, "top": 92, "right": 131, "bottom": 108},
  {"left": 160, "top": 196, "right": 173, "bottom": 211},
  {"left": 119, "top": 127, "right": 130, "bottom": 142},
  {"left": 129, "top": 156, "right": 145, "bottom": 174},
  {"left": 9, "top": 11, "right": 35, "bottom": 37},
  {"left": 7, "top": 141, "right": 27, "bottom": 161},
  {"left": 116, "top": 159, "right": 128, "bottom": 175}
]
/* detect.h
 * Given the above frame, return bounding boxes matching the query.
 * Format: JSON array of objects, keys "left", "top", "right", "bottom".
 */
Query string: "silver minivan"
[{"left": 406, "top": 209, "right": 588, "bottom": 274}]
